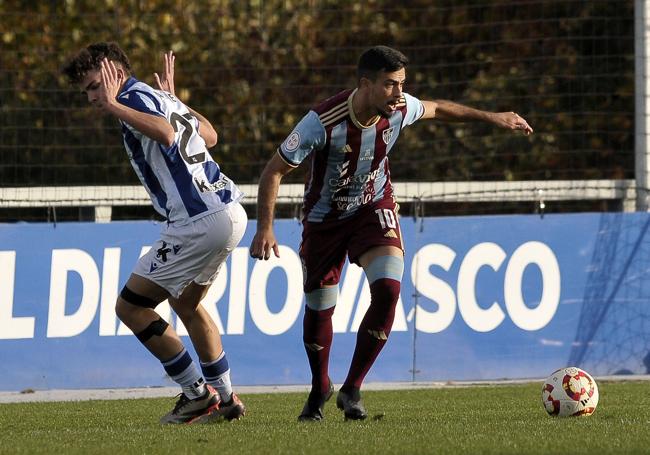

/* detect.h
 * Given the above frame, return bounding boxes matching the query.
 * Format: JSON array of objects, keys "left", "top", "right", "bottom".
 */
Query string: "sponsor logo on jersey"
[
  {"left": 360, "top": 149, "right": 373, "bottom": 161},
  {"left": 333, "top": 193, "right": 374, "bottom": 211},
  {"left": 339, "top": 144, "right": 353, "bottom": 154},
  {"left": 382, "top": 127, "right": 395, "bottom": 144},
  {"left": 284, "top": 131, "right": 301, "bottom": 151},
  {"left": 194, "top": 177, "right": 227, "bottom": 193},
  {"left": 328, "top": 168, "right": 381, "bottom": 188}
]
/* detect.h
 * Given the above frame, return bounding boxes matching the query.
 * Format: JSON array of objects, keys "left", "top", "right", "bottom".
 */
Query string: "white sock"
[
  {"left": 201, "top": 351, "right": 233, "bottom": 402},
  {"left": 161, "top": 349, "right": 206, "bottom": 399}
]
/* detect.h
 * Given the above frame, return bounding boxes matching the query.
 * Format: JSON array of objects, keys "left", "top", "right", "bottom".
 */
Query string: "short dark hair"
[
  {"left": 62, "top": 42, "right": 132, "bottom": 85},
  {"left": 357, "top": 46, "right": 409, "bottom": 82}
]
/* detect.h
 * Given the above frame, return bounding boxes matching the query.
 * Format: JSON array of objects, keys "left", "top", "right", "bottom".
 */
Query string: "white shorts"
[{"left": 133, "top": 202, "right": 247, "bottom": 298}]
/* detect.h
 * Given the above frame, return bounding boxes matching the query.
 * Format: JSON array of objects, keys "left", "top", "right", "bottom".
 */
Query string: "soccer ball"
[{"left": 541, "top": 367, "right": 599, "bottom": 417}]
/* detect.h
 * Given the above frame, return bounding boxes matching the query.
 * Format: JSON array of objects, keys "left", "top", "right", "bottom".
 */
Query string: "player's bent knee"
[
  {"left": 135, "top": 317, "right": 169, "bottom": 343},
  {"left": 171, "top": 297, "right": 201, "bottom": 317},
  {"left": 115, "top": 298, "right": 130, "bottom": 322},
  {"left": 368, "top": 279, "right": 401, "bottom": 333},
  {"left": 172, "top": 305, "right": 198, "bottom": 324}
]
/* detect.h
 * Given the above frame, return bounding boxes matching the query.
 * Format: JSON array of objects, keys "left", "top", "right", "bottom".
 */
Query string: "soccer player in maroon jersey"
[{"left": 250, "top": 45, "right": 533, "bottom": 421}]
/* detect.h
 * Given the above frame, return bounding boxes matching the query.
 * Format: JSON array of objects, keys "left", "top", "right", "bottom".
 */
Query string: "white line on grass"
[{"left": 1, "top": 375, "right": 649, "bottom": 403}]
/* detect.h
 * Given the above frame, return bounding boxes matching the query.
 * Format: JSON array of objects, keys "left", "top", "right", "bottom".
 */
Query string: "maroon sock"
[
  {"left": 343, "top": 278, "right": 400, "bottom": 389},
  {"left": 303, "top": 305, "right": 335, "bottom": 395}
]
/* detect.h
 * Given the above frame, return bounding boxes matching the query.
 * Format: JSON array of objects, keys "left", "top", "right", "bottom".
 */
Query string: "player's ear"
[
  {"left": 359, "top": 76, "right": 372, "bottom": 89},
  {"left": 114, "top": 64, "right": 126, "bottom": 82}
]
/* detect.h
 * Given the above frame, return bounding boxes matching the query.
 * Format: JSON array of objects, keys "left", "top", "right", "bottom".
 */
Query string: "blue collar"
[{"left": 119, "top": 76, "right": 139, "bottom": 94}]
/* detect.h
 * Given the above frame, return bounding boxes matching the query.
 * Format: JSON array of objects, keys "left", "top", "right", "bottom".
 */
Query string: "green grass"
[{"left": 1, "top": 381, "right": 649, "bottom": 454}]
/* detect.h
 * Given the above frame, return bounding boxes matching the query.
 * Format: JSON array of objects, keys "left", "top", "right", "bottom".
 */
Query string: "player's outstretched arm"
[
  {"left": 250, "top": 153, "right": 294, "bottom": 260},
  {"left": 421, "top": 99, "right": 533, "bottom": 135},
  {"left": 154, "top": 50, "right": 218, "bottom": 148}
]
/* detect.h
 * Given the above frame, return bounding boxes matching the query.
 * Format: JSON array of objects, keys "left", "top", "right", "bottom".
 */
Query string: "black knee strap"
[
  {"left": 120, "top": 285, "right": 159, "bottom": 309},
  {"left": 135, "top": 317, "right": 169, "bottom": 343}
]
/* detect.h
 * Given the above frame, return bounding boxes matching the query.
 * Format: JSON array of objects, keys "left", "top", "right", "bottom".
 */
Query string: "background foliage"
[{"left": 0, "top": 0, "right": 634, "bottom": 187}]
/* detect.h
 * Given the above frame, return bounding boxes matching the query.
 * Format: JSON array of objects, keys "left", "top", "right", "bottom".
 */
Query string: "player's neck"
[{"left": 351, "top": 89, "right": 379, "bottom": 127}]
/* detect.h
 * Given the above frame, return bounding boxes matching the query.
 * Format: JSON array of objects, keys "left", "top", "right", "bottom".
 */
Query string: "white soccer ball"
[{"left": 541, "top": 367, "right": 599, "bottom": 417}]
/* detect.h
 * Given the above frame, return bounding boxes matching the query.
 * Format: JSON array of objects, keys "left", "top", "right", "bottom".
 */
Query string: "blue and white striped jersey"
[{"left": 117, "top": 77, "right": 242, "bottom": 224}]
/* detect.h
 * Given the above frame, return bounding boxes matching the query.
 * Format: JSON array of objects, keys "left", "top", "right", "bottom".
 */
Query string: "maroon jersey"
[{"left": 278, "top": 89, "right": 424, "bottom": 222}]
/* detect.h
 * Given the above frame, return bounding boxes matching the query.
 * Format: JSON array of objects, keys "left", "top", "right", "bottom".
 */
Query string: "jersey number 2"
[{"left": 170, "top": 112, "right": 206, "bottom": 164}]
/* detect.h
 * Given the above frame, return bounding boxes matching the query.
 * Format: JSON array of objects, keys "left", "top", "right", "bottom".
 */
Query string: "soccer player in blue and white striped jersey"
[{"left": 63, "top": 43, "right": 245, "bottom": 424}]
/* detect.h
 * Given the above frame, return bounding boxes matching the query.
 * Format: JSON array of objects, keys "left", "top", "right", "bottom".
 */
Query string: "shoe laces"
[{"left": 171, "top": 393, "right": 192, "bottom": 413}]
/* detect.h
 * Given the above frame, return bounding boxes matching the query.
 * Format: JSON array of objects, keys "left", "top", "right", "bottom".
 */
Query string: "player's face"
[
  {"left": 79, "top": 69, "right": 103, "bottom": 107},
  {"left": 369, "top": 68, "right": 406, "bottom": 118}
]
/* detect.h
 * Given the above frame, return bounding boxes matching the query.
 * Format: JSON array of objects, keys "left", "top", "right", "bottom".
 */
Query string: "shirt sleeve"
[
  {"left": 117, "top": 89, "right": 167, "bottom": 118},
  {"left": 401, "top": 92, "right": 425, "bottom": 128},
  {"left": 277, "top": 110, "right": 327, "bottom": 167}
]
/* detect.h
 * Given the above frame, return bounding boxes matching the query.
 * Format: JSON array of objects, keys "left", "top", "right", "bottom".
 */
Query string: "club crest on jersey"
[
  {"left": 284, "top": 131, "right": 301, "bottom": 152},
  {"left": 382, "top": 127, "right": 395, "bottom": 144}
]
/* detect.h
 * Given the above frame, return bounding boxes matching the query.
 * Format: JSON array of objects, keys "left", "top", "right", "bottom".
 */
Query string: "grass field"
[{"left": 1, "top": 381, "right": 648, "bottom": 454}]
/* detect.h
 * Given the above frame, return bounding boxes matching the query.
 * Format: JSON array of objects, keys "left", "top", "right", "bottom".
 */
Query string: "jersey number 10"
[{"left": 375, "top": 208, "right": 397, "bottom": 229}]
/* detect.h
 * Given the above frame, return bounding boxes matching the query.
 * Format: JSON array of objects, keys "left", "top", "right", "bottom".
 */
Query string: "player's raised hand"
[
  {"left": 154, "top": 51, "right": 175, "bottom": 96},
  {"left": 491, "top": 111, "right": 533, "bottom": 135},
  {"left": 99, "top": 58, "right": 121, "bottom": 110},
  {"left": 250, "top": 229, "right": 281, "bottom": 260}
]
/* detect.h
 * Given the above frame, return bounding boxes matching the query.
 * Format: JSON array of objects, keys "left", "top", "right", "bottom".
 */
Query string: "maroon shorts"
[{"left": 300, "top": 198, "right": 404, "bottom": 292}]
